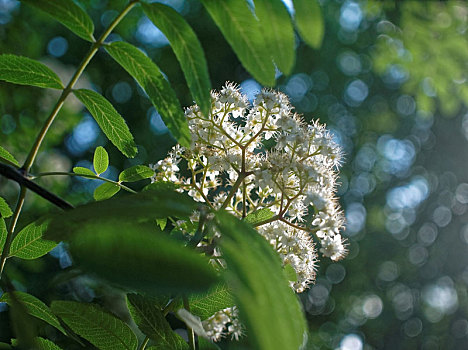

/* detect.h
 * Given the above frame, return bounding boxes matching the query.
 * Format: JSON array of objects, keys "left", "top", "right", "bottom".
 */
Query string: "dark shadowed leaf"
[
  {"left": 200, "top": 0, "right": 275, "bottom": 86},
  {"left": 105, "top": 42, "right": 190, "bottom": 147},
  {"left": 51, "top": 301, "right": 137, "bottom": 350},
  {"left": 0, "top": 55, "right": 63, "bottom": 89},
  {"left": 215, "top": 211, "right": 307, "bottom": 350},
  {"left": 119, "top": 165, "right": 154, "bottom": 182},
  {"left": 20, "top": 0, "right": 94, "bottom": 41},
  {"left": 93, "top": 146, "right": 109, "bottom": 175},
  {"left": 198, "top": 338, "right": 221, "bottom": 350},
  {"left": 33, "top": 338, "right": 64, "bottom": 350},
  {"left": 127, "top": 293, "right": 189, "bottom": 349},
  {"left": 293, "top": 0, "right": 324, "bottom": 49},
  {"left": 142, "top": 3, "right": 211, "bottom": 117},
  {"left": 93, "top": 182, "right": 120, "bottom": 201},
  {"left": 254, "top": 0, "right": 295, "bottom": 75},
  {"left": 0, "top": 219, "right": 6, "bottom": 253},
  {"left": 63, "top": 220, "right": 217, "bottom": 294},
  {"left": 73, "top": 89, "right": 137, "bottom": 158},
  {"left": 45, "top": 188, "right": 198, "bottom": 242},
  {"left": 9, "top": 220, "right": 57, "bottom": 260},
  {"left": 0, "top": 146, "right": 19, "bottom": 167},
  {"left": 0, "top": 292, "right": 66, "bottom": 335}
]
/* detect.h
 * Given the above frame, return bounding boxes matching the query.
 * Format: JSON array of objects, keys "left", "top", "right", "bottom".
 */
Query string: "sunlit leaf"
[
  {"left": 216, "top": 212, "right": 307, "bottom": 350},
  {"left": 74, "top": 89, "right": 137, "bottom": 158},
  {"left": 189, "top": 283, "right": 235, "bottom": 320},
  {"left": 0, "top": 197, "right": 12, "bottom": 218},
  {"left": 0, "top": 55, "right": 63, "bottom": 89},
  {"left": 142, "top": 3, "right": 212, "bottom": 117},
  {"left": 61, "top": 220, "right": 217, "bottom": 294},
  {"left": 105, "top": 42, "right": 190, "bottom": 147},
  {"left": 94, "top": 182, "right": 120, "bottom": 201},
  {"left": 119, "top": 165, "right": 154, "bottom": 182},
  {"left": 0, "top": 292, "right": 66, "bottom": 335},
  {"left": 254, "top": 0, "right": 295, "bottom": 75},
  {"left": 9, "top": 220, "right": 57, "bottom": 260},
  {"left": 51, "top": 301, "right": 138, "bottom": 350},
  {"left": 33, "top": 338, "right": 64, "bottom": 350},
  {"left": 200, "top": 0, "right": 275, "bottom": 86},
  {"left": 93, "top": 146, "right": 109, "bottom": 175},
  {"left": 244, "top": 208, "right": 275, "bottom": 226},
  {"left": 20, "top": 0, "right": 94, "bottom": 42},
  {"left": 0, "top": 145, "right": 19, "bottom": 167},
  {"left": 73, "top": 166, "right": 95, "bottom": 177},
  {"left": 127, "top": 293, "right": 189, "bottom": 349},
  {"left": 292, "top": 0, "right": 324, "bottom": 49}
]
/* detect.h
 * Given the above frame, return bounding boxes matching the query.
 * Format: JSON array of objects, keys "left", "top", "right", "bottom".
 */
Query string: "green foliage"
[
  {"left": 73, "top": 89, "right": 137, "bottom": 158},
  {"left": 32, "top": 337, "right": 64, "bottom": 350},
  {"left": 9, "top": 220, "right": 57, "bottom": 260},
  {"left": 51, "top": 300, "right": 138, "bottom": 350},
  {"left": 216, "top": 212, "right": 307, "bottom": 350},
  {"left": 254, "top": 0, "right": 295, "bottom": 75},
  {"left": 0, "top": 291, "right": 66, "bottom": 335},
  {"left": 93, "top": 182, "right": 120, "bottom": 201},
  {"left": 0, "top": 146, "right": 19, "bottom": 167},
  {"left": 293, "top": 0, "right": 325, "bottom": 49},
  {"left": 0, "top": 219, "right": 6, "bottom": 253},
  {"left": 243, "top": 208, "right": 275, "bottom": 226},
  {"left": 119, "top": 165, "right": 154, "bottom": 182},
  {"left": 72, "top": 166, "right": 95, "bottom": 177},
  {"left": 0, "top": 196, "right": 13, "bottom": 218},
  {"left": 105, "top": 41, "right": 191, "bottom": 147},
  {"left": 189, "top": 283, "right": 235, "bottom": 320},
  {"left": 200, "top": 0, "right": 276, "bottom": 86},
  {"left": 127, "top": 293, "right": 189, "bottom": 349},
  {"left": 142, "top": 3, "right": 212, "bottom": 117},
  {"left": 20, "top": 0, "right": 94, "bottom": 42},
  {"left": 93, "top": 146, "right": 109, "bottom": 175},
  {"left": 0, "top": 54, "right": 63, "bottom": 89}
]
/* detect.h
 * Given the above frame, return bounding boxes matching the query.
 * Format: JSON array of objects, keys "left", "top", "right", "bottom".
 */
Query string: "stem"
[
  {"left": 0, "top": 187, "right": 26, "bottom": 277},
  {"left": 34, "top": 172, "right": 137, "bottom": 194},
  {"left": 184, "top": 297, "right": 196, "bottom": 350},
  {"left": 138, "top": 337, "right": 149, "bottom": 350},
  {"left": 220, "top": 171, "right": 253, "bottom": 210},
  {"left": 0, "top": 1, "right": 138, "bottom": 281}
]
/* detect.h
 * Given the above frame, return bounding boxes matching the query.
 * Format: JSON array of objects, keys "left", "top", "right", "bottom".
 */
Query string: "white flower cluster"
[
  {"left": 152, "top": 83, "right": 347, "bottom": 338},
  {"left": 202, "top": 306, "right": 243, "bottom": 341}
]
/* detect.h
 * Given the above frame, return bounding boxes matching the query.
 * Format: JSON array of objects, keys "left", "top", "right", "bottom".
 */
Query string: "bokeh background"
[{"left": 1, "top": 0, "right": 468, "bottom": 349}]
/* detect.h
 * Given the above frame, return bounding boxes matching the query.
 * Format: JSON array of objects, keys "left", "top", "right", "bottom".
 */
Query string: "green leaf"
[
  {"left": 0, "top": 197, "right": 12, "bottom": 218},
  {"left": 94, "top": 182, "right": 120, "bottom": 201},
  {"left": 62, "top": 220, "right": 217, "bottom": 294},
  {"left": 20, "top": 0, "right": 94, "bottom": 42},
  {"left": 51, "top": 301, "right": 138, "bottom": 350},
  {"left": 284, "top": 263, "right": 298, "bottom": 282},
  {"left": 200, "top": 0, "right": 275, "bottom": 86},
  {"left": 292, "top": 0, "right": 324, "bottom": 49},
  {"left": 73, "top": 166, "right": 96, "bottom": 177},
  {"left": 119, "top": 165, "right": 154, "bottom": 182},
  {"left": 189, "top": 283, "right": 235, "bottom": 320},
  {"left": 0, "top": 292, "right": 66, "bottom": 335},
  {"left": 105, "top": 42, "right": 190, "bottom": 147},
  {"left": 216, "top": 212, "right": 307, "bottom": 350},
  {"left": 0, "top": 54, "right": 63, "bottom": 89},
  {"left": 33, "top": 338, "right": 64, "bottom": 350},
  {"left": 93, "top": 146, "right": 109, "bottom": 175},
  {"left": 127, "top": 293, "right": 189, "bottom": 349},
  {"left": 198, "top": 338, "right": 221, "bottom": 350},
  {"left": 142, "top": 3, "right": 212, "bottom": 117},
  {"left": 244, "top": 208, "right": 275, "bottom": 226},
  {"left": 156, "top": 218, "right": 167, "bottom": 231},
  {"left": 9, "top": 220, "right": 57, "bottom": 260},
  {"left": 45, "top": 188, "right": 197, "bottom": 242},
  {"left": 254, "top": 0, "right": 295, "bottom": 75},
  {"left": 0, "top": 145, "right": 19, "bottom": 167},
  {"left": 74, "top": 89, "right": 137, "bottom": 158}
]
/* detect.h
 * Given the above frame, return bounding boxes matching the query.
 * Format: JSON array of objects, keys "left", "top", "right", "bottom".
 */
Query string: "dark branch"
[{"left": 0, "top": 163, "right": 74, "bottom": 210}]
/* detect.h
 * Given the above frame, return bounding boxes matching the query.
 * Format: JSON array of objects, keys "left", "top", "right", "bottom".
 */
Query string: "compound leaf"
[
  {"left": 94, "top": 182, "right": 120, "bottom": 201},
  {"left": 119, "top": 165, "right": 154, "bottom": 182}
]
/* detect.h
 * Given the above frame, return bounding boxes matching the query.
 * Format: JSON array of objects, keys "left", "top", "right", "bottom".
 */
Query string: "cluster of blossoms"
[{"left": 152, "top": 83, "right": 347, "bottom": 340}]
